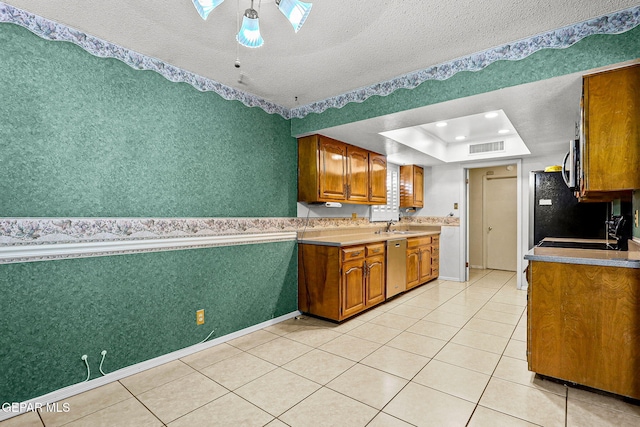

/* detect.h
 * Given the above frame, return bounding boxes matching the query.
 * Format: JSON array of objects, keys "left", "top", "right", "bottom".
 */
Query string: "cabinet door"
[
  {"left": 368, "top": 154, "right": 387, "bottom": 203},
  {"left": 582, "top": 63, "right": 640, "bottom": 193},
  {"left": 347, "top": 147, "right": 369, "bottom": 202},
  {"left": 419, "top": 246, "right": 432, "bottom": 283},
  {"left": 400, "top": 165, "right": 425, "bottom": 208},
  {"left": 365, "top": 255, "right": 385, "bottom": 307},
  {"left": 414, "top": 167, "right": 424, "bottom": 208},
  {"left": 342, "top": 259, "right": 365, "bottom": 318},
  {"left": 406, "top": 248, "right": 420, "bottom": 289},
  {"left": 318, "top": 138, "right": 348, "bottom": 200}
]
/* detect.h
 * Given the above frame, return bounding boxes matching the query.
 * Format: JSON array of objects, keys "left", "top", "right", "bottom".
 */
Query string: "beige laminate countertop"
[
  {"left": 298, "top": 230, "right": 440, "bottom": 247},
  {"left": 525, "top": 246, "right": 640, "bottom": 269}
]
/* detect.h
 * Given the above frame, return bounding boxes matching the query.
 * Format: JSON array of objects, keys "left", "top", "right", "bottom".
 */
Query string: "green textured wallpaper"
[
  {"left": 0, "top": 241, "right": 298, "bottom": 403},
  {"left": 0, "top": 23, "right": 296, "bottom": 217},
  {"left": 292, "top": 26, "right": 640, "bottom": 136}
]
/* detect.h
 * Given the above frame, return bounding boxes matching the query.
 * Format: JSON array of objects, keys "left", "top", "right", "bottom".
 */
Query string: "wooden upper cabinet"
[
  {"left": 579, "top": 62, "right": 640, "bottom": 200},
  {"left": 400, "top": 165, "right": 424, "bottom": 208},
  {"left": 298, "top": 134, "right": 387, "bottom": 205},
  {"left": 318, "top": 137, "right": 348, "bottom": 200},
  {"left": 347, "top": 146, "right": 369, "bottom": 202},
  {"left": 369, "top": 154, "right": 387, "bottom": 203}
]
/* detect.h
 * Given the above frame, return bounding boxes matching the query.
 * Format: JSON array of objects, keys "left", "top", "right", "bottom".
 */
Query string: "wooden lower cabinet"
[
  {"left": 365, "top": 244, "right": 386, "bottom": 307},
  {"left": 341, "top": 258, "right": 365, "bottom": 318},
  {"left": 528, "top": 261, "right": 640, "bottom": 399},
  {"left": 299, "top": 242, "right": 385, "bottom": 322},
  {"left": 406, "top": 235, "right": 439, "bottom": 290}
]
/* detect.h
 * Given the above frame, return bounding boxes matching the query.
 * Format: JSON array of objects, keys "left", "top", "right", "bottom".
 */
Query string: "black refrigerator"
[{"left": 532, "top": 171, "right": 608, "bottom": 245}]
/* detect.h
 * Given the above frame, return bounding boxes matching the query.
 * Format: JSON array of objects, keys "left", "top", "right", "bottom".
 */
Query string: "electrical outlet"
[
  {"left": 454, "top": 203, "right": 458, "bottom": 209},
  {"left": 196, "top": 309, "right": 205, "bottom": 325}
]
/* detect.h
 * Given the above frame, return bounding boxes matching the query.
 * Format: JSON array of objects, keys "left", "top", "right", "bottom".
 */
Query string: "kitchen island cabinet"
[{"left": 526, "top": 258, "right": 640, "bottom": 399}]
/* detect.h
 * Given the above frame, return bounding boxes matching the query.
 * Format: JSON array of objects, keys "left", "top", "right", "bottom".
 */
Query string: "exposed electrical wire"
[
  {"left": 99, "top": 350, "right": 107, "bottom": 376},
  {"left": 200, "top": 328, "right": 216, "bottom": 344},
  {"left": 81, "top": 355, "right": 90, "bottom": 382}
]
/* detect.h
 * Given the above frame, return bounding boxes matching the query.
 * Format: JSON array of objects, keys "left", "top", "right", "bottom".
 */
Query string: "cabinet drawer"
[
  {"left": 407, "top": 236, "right": 432, "bottom": 248},
  {"left": 432, "top": 236, "right": 440, "bottom": 246},
  {"left": 342, "top": 246, "right": 365, "bottom": 261},
  {"left": 366, "top": 243, "right": 385, "bottom": 257},
  {"left": 431, "top": 246, "right": 439, "bottom": 256}
]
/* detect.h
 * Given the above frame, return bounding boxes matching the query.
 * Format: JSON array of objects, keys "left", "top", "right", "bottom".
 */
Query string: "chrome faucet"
[{"left": 385, "top": 220, "right": 395, "bottom": 232}]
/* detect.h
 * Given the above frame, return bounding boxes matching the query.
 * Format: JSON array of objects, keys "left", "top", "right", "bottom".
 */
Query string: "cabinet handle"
[
  {"left": 350, "top": 251, "right": 361, "bottom": 257},
  {"left": 371, "top": 248, "right": 381, "bottom": 253}
]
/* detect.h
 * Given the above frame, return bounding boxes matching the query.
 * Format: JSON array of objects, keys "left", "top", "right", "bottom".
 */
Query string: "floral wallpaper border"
[
  {"left": 0, "top": 216, "right": 459, "bottom": 246},
  {"left": 1, "top": 2, "right": 638, "bottom": 120},
  {"left": 290, "top": 6, "right": 640, "bottom": 118}
]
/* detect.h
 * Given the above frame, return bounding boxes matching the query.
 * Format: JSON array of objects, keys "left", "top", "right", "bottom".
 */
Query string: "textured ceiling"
[
  {"left": 3, "top": 0, "right": 638, "bottom": 108},
  {"left": 2, "top": 0, "right": 638, "bottom": 164}
]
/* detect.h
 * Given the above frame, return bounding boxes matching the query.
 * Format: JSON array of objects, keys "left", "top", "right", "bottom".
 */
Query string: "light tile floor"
[{"left": 3, "top": 269, "right": 640, "bottom": 427}]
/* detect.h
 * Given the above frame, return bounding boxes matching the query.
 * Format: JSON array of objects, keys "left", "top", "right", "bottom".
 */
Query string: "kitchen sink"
[{"left": 374, "top": 230, "right": 420, "bottom": 235}]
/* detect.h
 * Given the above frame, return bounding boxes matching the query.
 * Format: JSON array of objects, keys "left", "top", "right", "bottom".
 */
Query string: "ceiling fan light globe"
[
  {"left": 237, "top": 14, "right": 264, "bottom": 48},
  {"left": 277, "top": 0, "right": 312, "bottom": 32},
  {"left": 192, "top": 0, "right": 225, "bottom": 20}
]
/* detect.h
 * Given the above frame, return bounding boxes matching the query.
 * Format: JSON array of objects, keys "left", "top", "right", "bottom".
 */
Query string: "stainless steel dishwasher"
[{"left": 386, "top": 238, "right": 407, "bottom": 298}]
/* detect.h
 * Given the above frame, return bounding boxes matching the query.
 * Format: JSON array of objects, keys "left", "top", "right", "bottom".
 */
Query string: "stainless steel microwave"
[{"left": 561, "top": 139, "right": 579, "bottom": 191}]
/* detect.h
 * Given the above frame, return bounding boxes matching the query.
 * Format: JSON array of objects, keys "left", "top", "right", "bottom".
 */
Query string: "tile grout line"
[
  {"left": 30, "top": 270, "right": 525, "bottom": 427},
  {"left": 118, "top": 380, "right": 175, "bottom": 427},
  {"left": 330, "top": 271, "right": 523, "bottom": 425}
]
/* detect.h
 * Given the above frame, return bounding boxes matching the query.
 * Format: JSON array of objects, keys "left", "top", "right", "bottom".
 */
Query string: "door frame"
[{"left": 462, "top": 159, "right": 523, "bottom": 288}]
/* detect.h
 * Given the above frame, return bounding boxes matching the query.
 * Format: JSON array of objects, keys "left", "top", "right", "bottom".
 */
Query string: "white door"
[{"left": 484, "top": 176, "right": 517, "bottom": 271}]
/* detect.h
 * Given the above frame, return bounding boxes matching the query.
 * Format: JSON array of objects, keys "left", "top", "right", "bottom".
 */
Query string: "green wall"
[
  {"left": 2, "top": 12, "right": 639, "bottom": 406},
  {"left": 0, "top": 23, "right": 296, "bottom": 217},
  {"left": 0, "top": 242, "right": 297, "bottom": 403},
  {"left": 0, "top": 22, "right": 299, "bottom": 404},
  {"left": 292, "top": 26, "right": 640, "bottom": 136}
]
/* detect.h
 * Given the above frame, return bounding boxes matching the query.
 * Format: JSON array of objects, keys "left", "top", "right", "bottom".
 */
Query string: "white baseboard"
[
  {"left": 470, "top": 265, "right": 484, "bottom": 270},
  {"left": 0, "top": 310, "right": 301, "bottom": 422}
]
